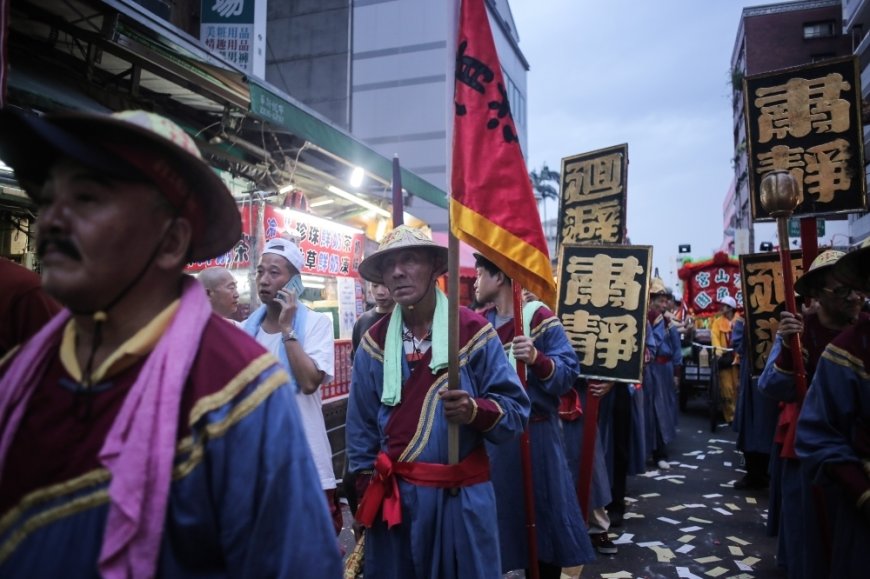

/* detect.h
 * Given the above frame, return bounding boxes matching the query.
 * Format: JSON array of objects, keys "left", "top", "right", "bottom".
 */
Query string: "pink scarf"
[{"left": 0, "top": 275, "right": 212, "bottom": 578}]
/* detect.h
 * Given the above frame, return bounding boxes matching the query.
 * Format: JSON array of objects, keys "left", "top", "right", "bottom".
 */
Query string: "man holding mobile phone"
[{"left": 242, "top": 236, "right": 342, "bottom": 535}]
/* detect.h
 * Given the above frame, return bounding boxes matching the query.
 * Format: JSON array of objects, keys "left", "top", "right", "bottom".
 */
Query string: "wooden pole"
[
  {"left": 447, "top": 231, "right": 460, "bottom": 470},
  {"left": 392, "top": 155, "right": 404, "bottom": 228},
  {"left": 799, "top": 217, "right": 818, "bottom": 271},
  {"left": 513, "top": 282, "right": 540, "bottom": 579}
]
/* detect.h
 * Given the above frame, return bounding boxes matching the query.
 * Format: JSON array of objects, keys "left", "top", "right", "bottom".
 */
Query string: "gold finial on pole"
[{"left": 759, "top": 170, "right": 800, "bottom": 218}]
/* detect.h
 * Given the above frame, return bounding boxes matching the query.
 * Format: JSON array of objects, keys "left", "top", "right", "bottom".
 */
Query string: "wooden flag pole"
[
  {"left": 576, "top": 385, "right": 600, "bottom": 522},
  {"left": 513, "top": 282, "right": 540, "bottom": 579},
  {"left": 447, "top": 231, "right": 461, "bottom": 470},
  {"left": 392, "top": 155, "right": 404, "bottom": 228}
]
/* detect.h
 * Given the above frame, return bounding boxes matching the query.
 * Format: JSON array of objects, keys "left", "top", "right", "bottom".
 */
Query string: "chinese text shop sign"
[
  {"left": 556, "top": 244, "right": 651, "bottom": 383},
  {"left": 264, "top": 205, "right": 364, "bottom": 278},
  {"left": 744, "top": 57, "right": 867, "bottom": 220},
  {"left": 200, "top": 0, "right": 265, "bottom": 77},
  {"left": 678, "top": 254, "right": 742, "bottom": 318}
]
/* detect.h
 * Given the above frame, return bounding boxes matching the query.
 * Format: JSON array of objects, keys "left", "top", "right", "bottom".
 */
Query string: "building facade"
[
  {"left": 265, "top": 0, "right": 530, "bottom": 231},
  {"left": 728, "top": 0, "right": 853, "bottom": 254},
  {"left": 843, "top": 0, "right": 870, "bottom": 245}
]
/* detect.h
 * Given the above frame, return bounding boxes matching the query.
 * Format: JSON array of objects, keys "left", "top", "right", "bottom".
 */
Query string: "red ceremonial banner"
[
  {"left": 450, "top": 0, "right": 555, "bottom": 307},
  {"left": 677, "top": 252, "right": 743, "bottom": 318}
]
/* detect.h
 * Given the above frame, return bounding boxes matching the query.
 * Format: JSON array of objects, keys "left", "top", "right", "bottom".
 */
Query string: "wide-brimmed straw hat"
[
  {"left": 794, "top": 250, "right": 844, "bottom": 296},
  {"left": 0, "top": 109, "right": 240, "bottom": 262},
  {"left": 649, "top": 277, "right": 668, "bottom": 296},
  {"left": 834, "top": 238, "right": 870, "bottom": 292},
  {"left": 358, "top": 225, "right": 448, "bottom": 283}
]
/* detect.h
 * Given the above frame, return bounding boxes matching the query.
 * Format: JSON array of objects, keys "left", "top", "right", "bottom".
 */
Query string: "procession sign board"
[
  {"left": 556, "top": 244, "right": 651, "bottom": 383},
  {"left": 558, "top": 144, "right": 628, "bottom": 246},
  {"left": 739, "top": 250, "right": 804, "bottom": 376},
  {"left": 744, "top": 56, "right": 867, "bottom": 221}
]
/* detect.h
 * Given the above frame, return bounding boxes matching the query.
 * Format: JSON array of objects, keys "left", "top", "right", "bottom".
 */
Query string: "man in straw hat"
[
  {"left": 473, "top": 253, "right": 595, "bottom": 575},
  {"left": 643, "top": 278, "right": 681, "bottom": 471},
  {"left": 346, "top": 225, "right": 530, "bottom": 579},
  {"left": 759, "top": 249, "right": 865, "bottom": 578},
  {"left": 794, "top": 243, "right": 870, "bottom": 578},
  {"left": 0, "top": 109, "right": 341, "bottom": 577}
]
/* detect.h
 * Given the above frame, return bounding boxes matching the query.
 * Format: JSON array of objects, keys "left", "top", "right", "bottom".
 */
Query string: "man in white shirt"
[{"left": 241, "top": 236, "right": 341, "bottom": 535}]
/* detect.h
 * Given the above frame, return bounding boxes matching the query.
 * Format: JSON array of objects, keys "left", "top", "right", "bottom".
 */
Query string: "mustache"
[{"left": 37, "top": 236, "right": 82, "bottom": 261}]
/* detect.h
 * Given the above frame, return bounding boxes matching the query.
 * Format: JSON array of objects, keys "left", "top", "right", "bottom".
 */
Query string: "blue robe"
[
  {"left": 758, "top": 336, "right": 825, "bottom": 578},
  {"left": 0, "top": 316, "right": 342, "bottom": 578},
  {"left": 346, "top": 307, "right": 530, "bottom": 579},
  {"left": 644, "top": 315, "right": 678, "bottom": 455},
  {"left": 562, "top": 381, "right": 613, "bottom": 512},
  {"left": 733, "top": 319, "right": 779, "bottom": 454},
  {"left": 483, "top": 307, "right": 595, "bottom": 571},
  {"left": 796, "top": 320, "right": 870, "bottom": 579}
]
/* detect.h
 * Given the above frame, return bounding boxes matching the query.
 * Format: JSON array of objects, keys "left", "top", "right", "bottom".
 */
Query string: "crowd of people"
[{"left": 1, "top": 106, "right": 869, "bottom": 578}]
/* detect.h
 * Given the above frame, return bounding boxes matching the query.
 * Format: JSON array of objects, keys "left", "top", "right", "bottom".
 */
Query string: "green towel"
[
  {"left": 382, "top": 288, "right": 449, "bottom": 406},
  {"left": 507, "top": 300, "right": 544, "bottom": 372}
]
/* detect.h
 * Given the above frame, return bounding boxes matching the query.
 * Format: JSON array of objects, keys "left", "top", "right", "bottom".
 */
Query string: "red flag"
[{"left": 450, "top": 0, "right": 555, "bottom": 307}]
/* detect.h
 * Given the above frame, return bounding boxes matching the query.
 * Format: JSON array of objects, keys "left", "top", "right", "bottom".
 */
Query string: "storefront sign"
[
  {"left": 200, "top": 0, "right": 265, "bottom": 77},
  {"left": 744, "top": 57, "right": 867, "bottom": 220},
  {"left": 264, "top": 205, "right": 364, "bottom": 278},
  {"left": 558, "top": 144, "right": 628, "bottom": 245},
  {"left": 678, "top": 253, "right": 743, "bottom": 318},
  {"left": 187, "top": 204, "right": 254, "bottom": 272},
  {"left": 557, "top": 244, "right": 651, "bottom": 383},
  {"left": 740, "top": 250, "right": 804, "bottom": 376}
]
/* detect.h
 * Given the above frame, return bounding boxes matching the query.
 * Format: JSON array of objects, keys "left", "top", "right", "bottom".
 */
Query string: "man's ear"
[{"left": 155, "top": 218, "right": 193, "bottom": 271}]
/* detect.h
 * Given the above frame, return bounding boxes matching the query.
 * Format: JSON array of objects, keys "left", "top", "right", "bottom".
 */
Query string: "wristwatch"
[{"left": 282, "top": 330, "right": 298, "bottom": 342}]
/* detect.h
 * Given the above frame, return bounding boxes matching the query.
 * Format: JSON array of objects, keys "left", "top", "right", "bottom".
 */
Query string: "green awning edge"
[{"left": 248, "top": 81, "right": 448, "bottom": 210}]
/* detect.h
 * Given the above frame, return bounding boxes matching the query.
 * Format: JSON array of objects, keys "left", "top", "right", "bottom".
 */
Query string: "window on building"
[{"left": 804, "top": 21, "right": 837, "bottom": 39}]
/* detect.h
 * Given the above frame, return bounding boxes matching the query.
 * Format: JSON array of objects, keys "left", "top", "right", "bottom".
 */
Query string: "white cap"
[
  {"left": 719, "top": 296, "right": 737, "bottom": 309},
  {"left": 263, "top": 237, "right": 303, "bottom": 273}
]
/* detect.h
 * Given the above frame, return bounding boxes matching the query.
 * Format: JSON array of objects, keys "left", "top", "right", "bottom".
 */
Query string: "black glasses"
[{"left": 822, "top": 285, "right": 861, "bottom": 299}]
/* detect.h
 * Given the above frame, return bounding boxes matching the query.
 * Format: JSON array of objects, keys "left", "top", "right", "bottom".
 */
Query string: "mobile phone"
[{"left": 277, "top": 274, "right": 305, "bottom": 301}]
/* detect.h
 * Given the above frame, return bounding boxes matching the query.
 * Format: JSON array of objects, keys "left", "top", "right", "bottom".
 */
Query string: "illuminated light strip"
[
  {"left": 326, "top": 185, "right": 391, "bottom": 219},
  {"left": 280, "top": 208, "right": 363, "bottom": 236}
]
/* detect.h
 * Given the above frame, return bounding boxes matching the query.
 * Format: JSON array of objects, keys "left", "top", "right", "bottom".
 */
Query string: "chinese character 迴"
[{"left": 563, "top": 153, "right": 624, "bottom": 203}]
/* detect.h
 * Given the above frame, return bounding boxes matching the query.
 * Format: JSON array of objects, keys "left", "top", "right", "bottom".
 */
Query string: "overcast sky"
[{"left": 510, "top": 0, "right": 791, "bottom": 288}]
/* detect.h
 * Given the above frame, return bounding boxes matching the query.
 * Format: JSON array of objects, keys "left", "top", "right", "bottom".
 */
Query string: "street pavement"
[
  {"left": 339, "top": 399, "right": 783, "bottom": 579},
  {"left": 561, "top": 400, "right": 781, "bottom": 579}
]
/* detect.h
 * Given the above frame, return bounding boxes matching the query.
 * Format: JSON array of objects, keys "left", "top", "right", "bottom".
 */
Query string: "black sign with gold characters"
[
  {"left": 744, "top": 57, "right": 867, "bottom": 221},
  {"left": 558, "top": 144, "right": 628, "bottom": 246},
  {"left": 556, "top": 244, "right": 651, "bottom": 383},
  {"left": 739, "top": 250, "right": 804, "bottom": 376}
]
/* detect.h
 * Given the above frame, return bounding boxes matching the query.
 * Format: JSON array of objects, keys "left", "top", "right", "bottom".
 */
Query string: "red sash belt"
[
  {"left": 654, "top": 355, "right": 672, "bottom": 364},
  {"left": 356, "top": 446, "right": 490, "bottom": 529}
]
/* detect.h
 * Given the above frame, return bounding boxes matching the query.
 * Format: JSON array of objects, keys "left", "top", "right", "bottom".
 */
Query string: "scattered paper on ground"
[
  {"left": 695, "top": 454, "right": 707, "bottom": 460},
  {"left": 713, "top": 507, "right": 733, "bottom": 516},
  {"left": 703, "top": 493, "right": 722, "bottom": 498},
  {"left": 727, "top": 536, "right": 750, "bottom": 546},
  {"left": 636, "top": 540, "right": 664, "bottom": 547},
  {"left": 688, "top": 516, "right": 712, "bottom": 524},
  {"left": 704, "top": 566, "right": 728, "bottom": 577},
  {"left": 723, "top": 461, "right": 732, "bottom": 467},
  {"left": 600, "top": 573, "right": 632, "bottom": 579},
  {"left": 667, "top": 478, "right": 685, "bottom": 485},
  {"left": 612, "top": 533, "right": 634, "bottom": 545},
  {"left": 745, "top": 497, "right": 757, "bottom": 505},
  {"left": 729, "top": 545, "right": 744, "bottom": 556},
  {"left": 680, "top": 525, "right": 703, "bottom": 532},
  {"left": 740, "top": 556, "right": 760, "bottom": 566},
  {"left": 677, "top": 534, "right": 695, "bottom": 543},
  {"left": 676, "top": 544, "right": 695, "bottom": 554},
  {"left": 676, "top": 566, "right": 703, "bottom": 579},
  {"left": 680, "top": 463, "right": 700, "bottom": 469},
  {"left": 668, "top": 505, "right": 687, "bottom": 511},
  {"left": 624, "top": 512, "right": 645, "bottom": 519},
  {"left": 725, "top": 503, "right": 740, "bottom": 511},
  {"left": 650, "top": 546, "right": 676, "bottom": 563},
  {"left": 657, "top": 516, "right": 681, "bottom": 525},
  {"left": 684, "top": 450, "right": 702, "bottom": 456},
  {"left": 694, "top": 555, "right": 722, "bottom": 564},
  {"left": 639, "top": 492, "right": 661, "bottom": 498}
]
